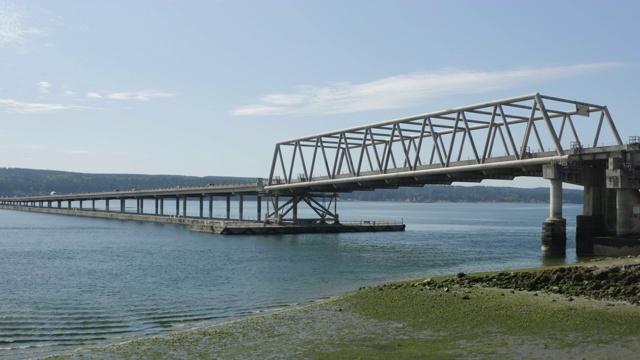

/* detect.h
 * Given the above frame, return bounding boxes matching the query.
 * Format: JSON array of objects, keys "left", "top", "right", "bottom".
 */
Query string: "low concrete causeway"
[{"left": 0, "top": 180, "right": 405, "bottom": 234}]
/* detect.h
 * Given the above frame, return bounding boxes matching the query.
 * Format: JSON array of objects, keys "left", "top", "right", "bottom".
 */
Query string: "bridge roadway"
[{"left": 2, "top": 93, "right": 639, "bottom": 254}]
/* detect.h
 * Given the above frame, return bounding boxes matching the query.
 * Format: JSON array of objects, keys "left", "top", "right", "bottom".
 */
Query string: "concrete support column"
[
  {"left": 68, "top": 201, "right": 72, "bottom": 209},
  {"left": 155, "top": 198, "right": 159, "bottom": 215},
  {"left": 542, "top": 165, "right": 566, "bottom": 255},
  {"left": 208, "top": 196, "right": 213, "bottom": 219},
  {"left": 616, "top": 188, "right": 637, "bottom": 236},
  {"left": 577, "top": 185, "right": 605, "bottom": 256},
  {"left": 183, "top": 197, "right": 188, "bottom": 218},
  {"left": 120, "top": 199, "right": 125, "bottom": 213},
  {"left": 275, "top": 196, "right": 281, "bottom": 224},
  {"left": 105, "top": 199, "right": 109, "bottom": 211},
  {"left": 293, "top": 198, "right": 298, "bottom": 224},
  {"left": 583, "top": 185, "right": 603, "bottom": 217},
  {"left": 550, "top": 179, "right": 563, "bottom": 219},
  {"left": 226, "top": 196, "right": 231, "bottom": 220},
  {"left": 199, "top": 197, "right": 204, "bottom": 218},
  {"left": 92, "top": 199, "right": 95, "bottom": 211},
  {"left": 175, "top": 197, "right": 180, "bottom": 217},
  {"left": 257, "top": 195, "right": 262, "bottom": 222},
  {"left": 79, "top": 200, "right": 83, "bottom": 210},
  {"left": 334, "top": 194, "right": 339, "bottom": 224},
  {"left": 239, "top": 195, "right": 244, "bottom": 220},
  {"left": 160, "top": 198, "right": 164, "bottom": 215},
  {"left": 58, "top": 200, "right": 61, "bottom": 209}
]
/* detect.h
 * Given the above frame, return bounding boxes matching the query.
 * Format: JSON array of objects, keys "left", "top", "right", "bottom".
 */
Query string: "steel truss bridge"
[{"left": 265, "top": 93, "right": 624, "bottom": 195}]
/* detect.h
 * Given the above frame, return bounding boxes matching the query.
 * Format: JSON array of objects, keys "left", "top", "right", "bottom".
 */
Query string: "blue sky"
[{"left": 0, "top": 0, "right": 638, "bottom": 188}]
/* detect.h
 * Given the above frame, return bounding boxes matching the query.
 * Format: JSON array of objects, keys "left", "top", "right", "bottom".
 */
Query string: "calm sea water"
[{"left": 0, "top": 201, "right": 582, "bottom": 359}]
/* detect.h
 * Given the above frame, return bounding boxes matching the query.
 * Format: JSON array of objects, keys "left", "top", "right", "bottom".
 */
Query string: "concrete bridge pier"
[
  {"left": 257, "top": 195, "right": 262, "bottom": 222},
  {"left": 616, "top": 188, "right": 640, "bottom": 236},
  {"left": 541, "top": 164, "right": 566, "bottom": 255},
  {"left": 576, "top": 154, "right": 640, "bottom": 256},
  {"left": 183, "top": 196, "right": 188, "bottom": 217},
  {"left": 576, "top": 183, "right": 605, "bottom": 256},
  {"left": 606, "top": 155, "right": 640, "bottom": 237}
]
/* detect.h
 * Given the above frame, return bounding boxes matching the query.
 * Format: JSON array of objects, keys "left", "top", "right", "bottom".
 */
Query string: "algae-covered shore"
[{"left": 49, "top": 257, "right": 640, "bottom": 359}]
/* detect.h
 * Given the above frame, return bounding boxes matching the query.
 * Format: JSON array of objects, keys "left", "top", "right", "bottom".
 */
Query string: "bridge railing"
[{"left": 268, "top": 93, "right": 623, "bottom": 186}]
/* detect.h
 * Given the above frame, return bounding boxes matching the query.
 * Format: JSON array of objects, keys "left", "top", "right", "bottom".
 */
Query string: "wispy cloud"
[
  {"left": 87, "top": 90, "right": 175, "bottom": 101},
  {"left": 38, "top": 81, "right": 51, "bottom": 94},
  {"left": 55, "top": 149, "right": 128, "bottom": 156},
  {"left": 230, "top": 62, "right": 624, "bottom": 116},
  {"left": 0, "top": 4, "right": 44, "bottom": 49},
  {"left": 0, "top": 98, "right": 95, "bottom": 113},
  {"left": 56, "top": 149, "right": 95, "bottom": 155}
]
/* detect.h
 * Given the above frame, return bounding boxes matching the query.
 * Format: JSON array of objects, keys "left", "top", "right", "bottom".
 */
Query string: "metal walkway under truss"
[{"left": 266, "top": 93, "right": 623, "bottom": 195}]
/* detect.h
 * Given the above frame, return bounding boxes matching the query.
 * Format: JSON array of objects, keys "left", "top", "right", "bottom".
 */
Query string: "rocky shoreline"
[{"left": 425, "top": 260, "right": 640, "bottom": 305}]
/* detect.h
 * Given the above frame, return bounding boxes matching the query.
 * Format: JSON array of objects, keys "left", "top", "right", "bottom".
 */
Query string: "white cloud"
[
  {"left": 57, "top": 149, "right": 95, "bottom": 155},
  {"left": 63, "top": 90, "right": 76, "bottom": 97},
  {"left": 55, "top": 149, "right": 128, "bottom": 156},
  {"left": 38, "top": 81, "right": 51, "bottom": 94},
  {"left": 86, "top": 90, "right": 175, "bottom": 101},
  {"left": 230, "top": 62, "right": 624, "bottom": 116},
  {"left": 0, "top": 98, "right": 95, "bottom": 113},
  {"left": 86, "top": 92, "right": 102, "bottom": 99},
  {"left": 0, "top": 4, "right": 44, "bottom": 49}
]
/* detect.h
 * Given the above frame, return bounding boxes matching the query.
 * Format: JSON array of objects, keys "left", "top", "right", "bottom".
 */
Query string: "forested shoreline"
[{"left": 0, "top": 167, "right": 582, "bottom": 203}]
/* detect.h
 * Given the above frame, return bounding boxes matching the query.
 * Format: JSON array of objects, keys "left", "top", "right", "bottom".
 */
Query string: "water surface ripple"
[{"left": 0, "top": 202, "right": 580, "bottom": 359}]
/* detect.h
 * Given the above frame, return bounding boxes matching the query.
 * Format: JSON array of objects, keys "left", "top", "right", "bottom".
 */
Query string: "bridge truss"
[{"left": 266, "top": 93, "right": 622, "bottom": 194}]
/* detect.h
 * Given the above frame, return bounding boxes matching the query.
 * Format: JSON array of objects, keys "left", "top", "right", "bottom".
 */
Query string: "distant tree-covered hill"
[
  {"left": 338, "top": 185, "right": 583, "bottom": 203},
  {"left": 0, "top": 168, "right": 256, "bottom": 197},
  {"left": 0, "top": 167, "right": 583, "bottom": 203}
]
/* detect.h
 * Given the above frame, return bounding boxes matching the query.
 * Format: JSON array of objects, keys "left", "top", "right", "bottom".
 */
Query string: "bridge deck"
[{"left": 3, "top": 182, "right": 265, "bottom": 203}]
